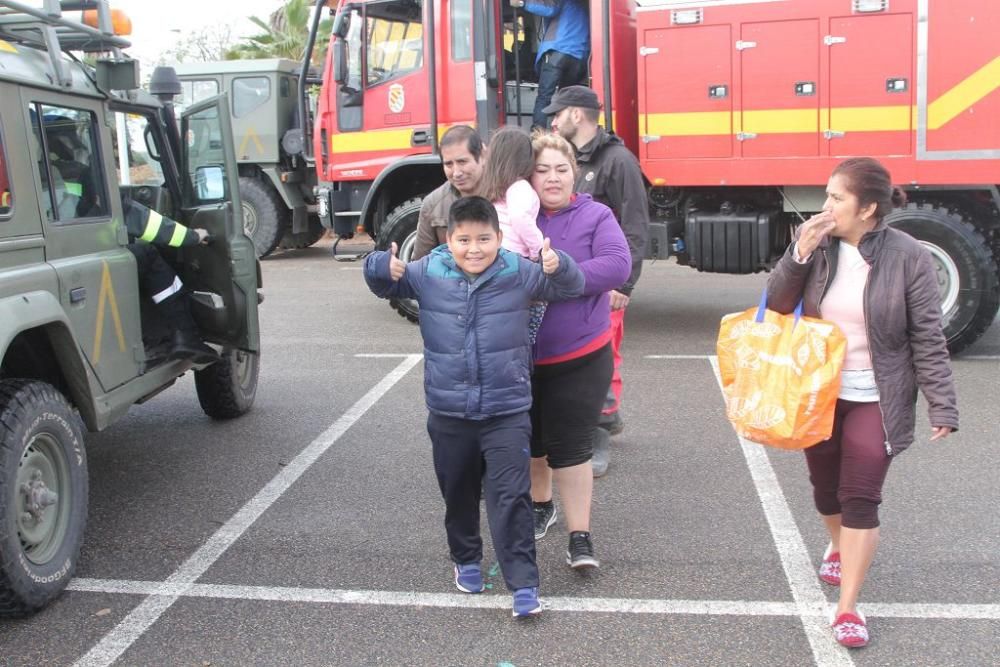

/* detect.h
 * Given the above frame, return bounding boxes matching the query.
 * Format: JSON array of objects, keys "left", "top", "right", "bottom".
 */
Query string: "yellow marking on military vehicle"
[
  {"left": 238, "top": 126, "right": 265, "bottom": 157},
  {"left": 0, "top": 39, "right": 16, "bottom": 53},
  {"left": 92, "top": 260, "right": 126, "bottom": 363}
]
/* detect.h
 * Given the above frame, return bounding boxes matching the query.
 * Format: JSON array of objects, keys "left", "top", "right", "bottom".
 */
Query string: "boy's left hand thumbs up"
[{"left": 541, "top": 237, "right": 559, "bottom": 274}]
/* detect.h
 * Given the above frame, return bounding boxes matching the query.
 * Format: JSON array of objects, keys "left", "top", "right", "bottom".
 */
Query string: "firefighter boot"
[{"left": 158, "top": 293, "right": 219, "bottom": 365}]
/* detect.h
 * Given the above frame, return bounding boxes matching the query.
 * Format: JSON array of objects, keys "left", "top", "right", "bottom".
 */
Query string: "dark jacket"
[
  {"left": 364, "top": 245, "right": 585, "bottom": 419},
  {"left": 534, "top": 194, "right": 631, "bottom": 360},
  {"left": 574, "top": 128, "right": 649, "bottom": 294},
  {"left": 766, "top": 221, "right": 958, "bottom": 455},
  {"left": 123, "top": 198, "right": 199, "bottom": 247}
]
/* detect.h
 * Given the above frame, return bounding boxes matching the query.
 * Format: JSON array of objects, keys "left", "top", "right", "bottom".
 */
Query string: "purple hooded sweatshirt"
[{"left": 534, "top": 193, "right": 631, "bottom": 361}]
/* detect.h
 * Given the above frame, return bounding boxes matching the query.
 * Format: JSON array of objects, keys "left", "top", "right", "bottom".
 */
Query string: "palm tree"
[{"left": 227, "top": 0, "right": 332, "bottom": 64}]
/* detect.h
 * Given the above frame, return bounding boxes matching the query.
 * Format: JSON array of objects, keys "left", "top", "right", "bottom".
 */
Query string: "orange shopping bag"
[{"left": 717, "top": 291, "right": 847, "bottom": 449}]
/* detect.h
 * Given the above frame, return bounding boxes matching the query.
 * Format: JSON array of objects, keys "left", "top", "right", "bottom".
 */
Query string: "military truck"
[
  {"left": 173, "top": 59, "right": 325, "bottom": 258},
  {"left": 0, "top": 1, "right": 260, "bottom": 615}
]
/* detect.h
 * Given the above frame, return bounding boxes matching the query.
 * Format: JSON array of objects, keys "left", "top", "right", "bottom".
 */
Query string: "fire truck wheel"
[
  {"left": 0, "top": 380, "right": 87, "bottom": 617},
  {"left": 239, "top": 176, "right": 289, "bottom": 259},
  {"left": 278, "top": 215, "right": 326, "bottom": 250},
  {"left": 886, "top": 203, "right": 1000, "bottom": 355},
  {"left": 195, "top": 348, "right": 260, "bottom": 419},
  {"left": 379, "top": 198, "right": 423, "bottom": 324}
]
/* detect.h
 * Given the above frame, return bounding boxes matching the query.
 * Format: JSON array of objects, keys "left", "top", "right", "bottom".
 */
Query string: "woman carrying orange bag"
[{"left": 766, "top": 157, "right": 958, "bottom": 648}]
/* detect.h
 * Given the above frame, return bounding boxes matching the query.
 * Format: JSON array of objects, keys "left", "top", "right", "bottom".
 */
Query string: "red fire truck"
[{"left": 300, "top": 0, "right": 1000, "bottom": 353}]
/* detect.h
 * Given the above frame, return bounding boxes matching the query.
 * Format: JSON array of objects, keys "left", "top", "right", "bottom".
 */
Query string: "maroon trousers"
[{"left": 804, "top": 399, "right": 892, "bottom": 529}]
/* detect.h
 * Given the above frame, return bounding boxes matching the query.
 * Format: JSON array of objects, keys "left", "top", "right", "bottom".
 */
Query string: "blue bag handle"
[{"left": 755, "top": 288, "right": 803, "bottom": 324}]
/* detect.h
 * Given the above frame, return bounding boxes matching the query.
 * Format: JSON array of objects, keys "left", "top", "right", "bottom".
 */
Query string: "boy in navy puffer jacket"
[{"left": 364, "top": 196, "right": 584, "bottom": 618}]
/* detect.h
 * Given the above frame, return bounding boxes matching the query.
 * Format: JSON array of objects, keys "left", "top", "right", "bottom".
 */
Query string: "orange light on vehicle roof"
[{"left": 82, "top": 9, "right": 132, "bottom": 36}]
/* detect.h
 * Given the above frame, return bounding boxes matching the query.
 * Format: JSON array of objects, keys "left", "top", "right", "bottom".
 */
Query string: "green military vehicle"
[
  {"left": 0, "top": 1, "right": 260, "bottom": 615},
  {"left": 173, "top": 59, "right": 325, "bottom": 258}
]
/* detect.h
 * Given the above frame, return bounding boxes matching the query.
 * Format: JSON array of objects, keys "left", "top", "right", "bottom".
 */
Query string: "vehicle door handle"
[
  {"left": 411, "top": 130, "right": 430, "bottom": 146},
  {"left": 69, "top": 287, "right": 86, "bottom": 304}
]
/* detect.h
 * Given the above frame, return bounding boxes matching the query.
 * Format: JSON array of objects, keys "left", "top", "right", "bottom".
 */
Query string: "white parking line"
[
  {"left": 708, "top": 357, "right": 854, "bottom": 667},
  {"left": 74, "top": 355, "right": 423, "bottom": 667},
  {"left": 67, "top": 578, "right": 1000, "bottom": 620},
  {"left": 643, "top": 354, "right": 714, "bottom": 359}
]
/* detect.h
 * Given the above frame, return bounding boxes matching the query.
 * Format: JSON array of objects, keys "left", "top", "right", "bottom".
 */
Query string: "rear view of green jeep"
[{"left": 0, "top": 0, "right": 261, "bottom": 615}]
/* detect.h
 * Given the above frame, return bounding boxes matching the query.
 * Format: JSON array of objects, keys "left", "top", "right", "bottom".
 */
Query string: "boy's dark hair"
[
  {"left": 440, "top": 125, "right": 484, "bottom": 161},
  {"left": 448, "top": 196, "right": 501, "bottom": 235},
  {"left": 477, "top": 126, "right": 534, "bottom": 203}
]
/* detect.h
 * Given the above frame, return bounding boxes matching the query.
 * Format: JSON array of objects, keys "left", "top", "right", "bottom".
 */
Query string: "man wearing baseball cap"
[
  {"left": 545, "top": 85, "right": 650, "bottom": 478},
  {"left": 511, "top": 0, "right": 590, "bottom": 130}
]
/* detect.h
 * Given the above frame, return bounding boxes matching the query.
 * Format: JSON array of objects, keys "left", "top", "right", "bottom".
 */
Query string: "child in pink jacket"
[{"left": 479, "top": 127, "right": 546, "bottom": 340}]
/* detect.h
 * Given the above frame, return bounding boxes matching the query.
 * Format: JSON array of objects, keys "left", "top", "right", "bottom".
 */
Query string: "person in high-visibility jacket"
[
  {"left": 44, "top": 112, "right": 217, "bottom": 365},
  {"left": 121, "top": 196, "right": 218, "bottom": 365}
]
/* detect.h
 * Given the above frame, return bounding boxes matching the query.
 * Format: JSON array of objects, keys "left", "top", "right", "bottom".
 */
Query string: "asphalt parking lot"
[{"left": 2, "top": 239, "right": 998, "bottom": 666}]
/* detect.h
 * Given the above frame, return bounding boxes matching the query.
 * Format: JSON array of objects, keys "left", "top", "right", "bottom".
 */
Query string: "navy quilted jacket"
[{"left": 364, "top": 246, "right": 584, "bottom": 419}]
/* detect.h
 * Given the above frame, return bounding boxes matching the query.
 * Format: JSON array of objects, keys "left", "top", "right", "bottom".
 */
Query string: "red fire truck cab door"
[
  {"left": 739, "top": 19, "right": 820, "bottom": 159},
  {"left": 828, "top": 13, "right": 913, "bottom": 157}
]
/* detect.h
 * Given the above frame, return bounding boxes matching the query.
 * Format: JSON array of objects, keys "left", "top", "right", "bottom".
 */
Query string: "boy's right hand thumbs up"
[{"left": 388, "top": 242, "right": 406, "bottom": 281}]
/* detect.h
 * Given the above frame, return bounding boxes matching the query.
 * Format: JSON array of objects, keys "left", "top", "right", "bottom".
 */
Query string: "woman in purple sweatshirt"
[{"left": 527, "top": 132, "right": 631, "bottom": 570}]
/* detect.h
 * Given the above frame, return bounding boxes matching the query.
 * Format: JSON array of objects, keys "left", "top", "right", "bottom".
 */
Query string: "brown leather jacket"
[{"left": 766, "top": 220, "right": 958, "bottom": 455}]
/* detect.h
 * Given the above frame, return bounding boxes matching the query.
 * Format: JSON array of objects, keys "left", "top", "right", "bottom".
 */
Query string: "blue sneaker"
[
  {"left": 512, "top": 587, "right": 542, "bottom": 617},
  {"left": 453, "top": 563, "right": 484, "bottom": 593}
]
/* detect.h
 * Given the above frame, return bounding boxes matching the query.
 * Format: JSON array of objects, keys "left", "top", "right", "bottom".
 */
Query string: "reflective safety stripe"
[
  {"left": 140, "top": 210, "right": 163, "bottom": 243},
  {"left": 152, "top": 275, "right": 183, "bottom": 304},
  {"left": 168, "top": 222, "right": 189, "bottom": 247},
  {"left": 64, "top": 181, "right": 83, "bottom": 197}
]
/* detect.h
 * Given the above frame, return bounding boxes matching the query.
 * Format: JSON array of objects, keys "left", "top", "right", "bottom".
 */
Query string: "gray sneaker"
[
  {"left": 591, "top": 427, "right": 611, "bottom": 478},
  {"left": 598, "top": 411, "right": 624, "bottom": 435},
  {"left": 533, "top": 502, "right": 557, "bottom": 540}
]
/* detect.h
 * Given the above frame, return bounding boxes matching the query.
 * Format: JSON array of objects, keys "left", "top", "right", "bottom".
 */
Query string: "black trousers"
[
  {"left": 127, "top": 243, "right": 178, "bottom": 301},
  {"left": 530, "top": 343, "right": 614, "bottom": 468},
  {"left": 533, "top": 50, "right": 589, "bottom": 130},
  {"left": 427, "top": 411, "right": 539, "bottom": 591}
]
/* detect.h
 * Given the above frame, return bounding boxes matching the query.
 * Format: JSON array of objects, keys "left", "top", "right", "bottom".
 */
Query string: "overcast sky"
[{"left": 107, "top": 0, "right": 287, "bottom": 66}]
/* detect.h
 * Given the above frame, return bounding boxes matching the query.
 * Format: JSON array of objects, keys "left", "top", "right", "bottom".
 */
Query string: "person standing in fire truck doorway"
[
  {"left": 545, "top": 85, "right": 649, "bottom": 478},
  {"left": 511, "top": 0, "right": 590, "bottom": 132},
  {"left": 413, "top": 125, "right": 487, "bottom": 260}
]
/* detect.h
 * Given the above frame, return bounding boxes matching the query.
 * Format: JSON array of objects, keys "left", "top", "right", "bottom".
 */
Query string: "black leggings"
[{"left": 530, "top": 343, "right": 613, "bottom": 468}]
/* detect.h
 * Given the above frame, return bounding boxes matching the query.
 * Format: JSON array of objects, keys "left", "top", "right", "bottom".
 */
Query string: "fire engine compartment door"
[
  {"left": 828, "top": 13, "right": 913, "bottom": 157},
  {"left": 739, "top": 19, "right": 820, "bottom": 158},
  {"left": 641, "top": 24, "right": 733, "bottom": 160}
]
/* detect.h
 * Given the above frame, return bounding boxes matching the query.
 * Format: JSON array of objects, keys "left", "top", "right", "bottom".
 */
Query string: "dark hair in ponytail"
[{"left": 832, "top": 157, "right": 906, "bottom": 220}]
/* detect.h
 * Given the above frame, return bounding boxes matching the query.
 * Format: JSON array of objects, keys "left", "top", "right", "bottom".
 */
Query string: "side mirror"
[
  {"left": 195, "top": 165, "right": 225, "bottom": 201},
  {"left": 332, "top": 10, "right": 350, "bottom": 39},
  {"left": 333, "top": 40, "right": 348, "bottom": 85}
]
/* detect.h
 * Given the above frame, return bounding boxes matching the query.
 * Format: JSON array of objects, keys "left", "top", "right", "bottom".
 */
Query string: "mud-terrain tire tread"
[{"left": 0, "top": 379, "right": 87, "bottom": 617}]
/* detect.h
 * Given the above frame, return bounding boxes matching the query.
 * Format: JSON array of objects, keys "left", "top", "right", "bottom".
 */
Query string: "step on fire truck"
[{"left": 299, "top": 0, "right": 1000, "bottom": 353}]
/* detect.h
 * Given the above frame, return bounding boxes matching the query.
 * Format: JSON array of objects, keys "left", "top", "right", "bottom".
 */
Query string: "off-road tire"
[
  {"left": 886, "top": 203, "right": 1000, "bottom": 355},
  {"left": 239, "top": 176, "right": 289, "bottom": 259},
  {"left": 195, "top": 348, "right": 260, "bottom": 419},
  {"left": 0, "top": 380, "right": 87, "bottom": 616},
  {"left": 278, "top": 215, "right": 326, "bottom": 250},
  {"left": 378, "top": 198, "right": 423, "bottom": 323}
]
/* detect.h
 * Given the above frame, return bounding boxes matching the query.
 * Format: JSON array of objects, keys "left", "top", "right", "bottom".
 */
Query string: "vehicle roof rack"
[{"left": 0, "top": 0, "right": 131, "bottom": 87}]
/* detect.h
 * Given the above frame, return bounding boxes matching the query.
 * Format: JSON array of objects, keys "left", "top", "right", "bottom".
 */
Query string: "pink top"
[
  {"left": 494, "top": 179, "right": 543, "bottom": 259},
  {"left": 820, "top": 241, "right": 873, "bottom": 371}
]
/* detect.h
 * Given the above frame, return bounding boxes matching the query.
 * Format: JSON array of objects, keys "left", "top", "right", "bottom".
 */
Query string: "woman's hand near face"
[{"left": 796, "top": 211, "right": 836, "bottom": 259}]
